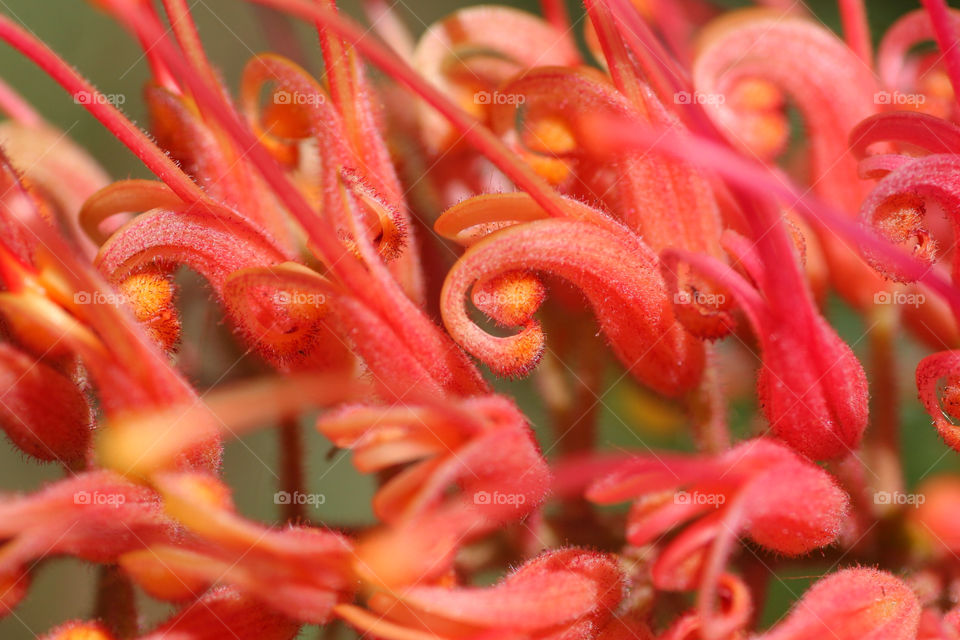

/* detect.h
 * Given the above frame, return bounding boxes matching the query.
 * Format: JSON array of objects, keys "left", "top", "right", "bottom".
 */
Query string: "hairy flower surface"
[{"left": 0, "top": 0, "right": 958, "bottom": 639}]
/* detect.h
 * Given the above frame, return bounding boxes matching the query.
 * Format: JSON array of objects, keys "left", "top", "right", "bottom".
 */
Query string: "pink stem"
[
  {"left": 593, "top": 120, "right": 960, "bottom": 318},
  {"left": 0, "top": 15, "right": 206, "bottom": 205},
  {"left": 922, "top": 0, "right": 960, "bottom": 110},
  {"left": 838, "top": 0, "right": 873, "bottom": 67},
  {"left": 583, "top": 0, "right": 645, "bottom": 109},
  {"left": 604, "top": 0, "right": 720, "bottom": 138},
  {"left": 161, "top": 0, "right": 222, "bottom": 90},
  {"left": 540, "top": 0, "right": 571, "bottom": 33},
  {"left": 605, "top": 0, "right": 690, "bottom": 90}
]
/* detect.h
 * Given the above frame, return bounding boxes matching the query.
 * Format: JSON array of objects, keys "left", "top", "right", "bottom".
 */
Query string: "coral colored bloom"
[
  {"left": 0, "top": 0, "right": 955, "bottom": 638},
  {"left": 756, "top": 568, "right": 920, "bottom": 640}
]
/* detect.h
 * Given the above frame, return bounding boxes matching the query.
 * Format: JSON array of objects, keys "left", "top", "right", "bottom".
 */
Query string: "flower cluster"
[{"left": 1, "top": 0, "right": 960, "bottom": 639}]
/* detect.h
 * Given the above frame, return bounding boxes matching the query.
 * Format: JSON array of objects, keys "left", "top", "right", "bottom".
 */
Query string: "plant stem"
[
  {"left": 279, "top": 415, "right": 307, "bottom": 522},
  {"left": 866, "top": 303, "right": 904, "bottom": 496},
  {"left": 94, "top": 565, "right": 137, "bottom": 639},
  {"left": 838, "top": 0, "right": 872, "bottom": 66}
]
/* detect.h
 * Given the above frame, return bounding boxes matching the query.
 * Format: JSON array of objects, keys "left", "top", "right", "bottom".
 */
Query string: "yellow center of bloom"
[
  {"left": 521, "top": 116, "right": 576, "bottom": 185},
  {"left": 55, "top": 626, "right": 114, "bottom": 640},
  {"left": 118, "top": 272, "right": 180, "bottom": 351}
]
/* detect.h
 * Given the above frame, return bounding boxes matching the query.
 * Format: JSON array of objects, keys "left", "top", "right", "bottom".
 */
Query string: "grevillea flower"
[
  {"left": 335, "top": 548, "right": 627, "bottom": 640},
  {"left": 0, "top": 471, "right": 175, "bottom": 613},
  {"left": 317, "top": 393, "right": 550, "bottom": 587},
  {"left": 38, "top": 588, "right": 300, "bottom": 640},
  {"left": 3, "top": 0, "right": 960, "bottom": 638},
  {"left": 435, "top": 192, "right": 706, "bottom": 395},
  {"left": 756, "top": 568, "right": 921, "bottom": 640},
  {"left": 916, "top": 350, "right": 960, "bottom": 450},
  {"left": 118, "top": 472, "right": 355, "bottom": 623},
  {"left": 582, "top": 438, "right": 848, "bottom": 638}
]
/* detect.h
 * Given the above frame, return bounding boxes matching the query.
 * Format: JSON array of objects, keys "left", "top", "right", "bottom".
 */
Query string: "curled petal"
[
  {"left": 850, "top": 112, "right": 960, "bottom": 159},
  {"left": 694, "top": 9, "right": 876, "bottom": 212},
  {"left": 878, "top": 8, "right": 960, "bottom": 120},
  {"left": 222, "top": 263, "right": 353, "bottom": 372},
  {"left": 859, "top": 154, "right": 960, "bottom": 283},
  {"left": 692, "top": 9, "right": 882, "bottom": 321},
  {"left": 240, "top": 54, "right": 422, "bottom": 299},
  {"left": 756, "top": 568, "right": 920, "bottom": 640},
  {"left": 486, "top": 67, "right": 731, "bottom": 337},
  {"left": 413, "top": 6, "right": 579, "bottom": 154},
  {"left": 916, "top": 350, "right": 960, "bottom": 451},
  {"left": 440, "top": 202, "right": 703, "bottom": 396},
  {"left": 96, "top": 203, "right": 289, "bottom": 294},
  {"left": 79, "top": 179, "right": 186, "bottom": 245},
  {"left": 95, "top": 202, "right": 289, "bottom": 356}
]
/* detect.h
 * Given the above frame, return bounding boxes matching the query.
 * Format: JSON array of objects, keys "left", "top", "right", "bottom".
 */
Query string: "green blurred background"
[{"left": 0, "top": 0, "right": 957, "bottom": 638}]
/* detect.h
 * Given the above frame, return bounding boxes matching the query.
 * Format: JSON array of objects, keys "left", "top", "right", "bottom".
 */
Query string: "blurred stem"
[
  {"left": 831, "top": 452, "right": 878, "bottom": 555},
  {"left": 867, "top": 304, "right": 903, "bottom": 495},
  {"left": 837, "top": 0, "right": 872, "bottom": 67},
  {"left": 541, "top": 0, "right": 571, "bottom": 33},
  {"left": 539, "top": 318, "right": 604, "bottom": 455},
  {"left": 739, "top": 554, "right": 771, "bottom": 630},
  {"left": 687, "top": 344, "right": 729, "bottom": 454},
  {"left": 94, "top": 565, "right": 137, "bottom": 639},
  {"left": 279, "top": 415, "right": 306, "bottom": 522}
]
